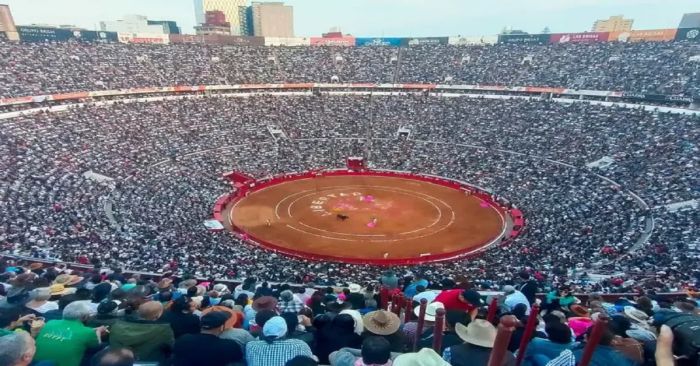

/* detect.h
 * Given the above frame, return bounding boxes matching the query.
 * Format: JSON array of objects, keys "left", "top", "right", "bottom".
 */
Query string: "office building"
[
  {"left": 250, "top": 1, "right": 293, "bottom": 37},
  {"left": 100, "top": 14, "right": 178, "bottom": 34},
  {"left": 194, "top": 0, "right": 247, "bottom": 36},
  {"left": 679, "top": 13, "right": 700, "bottom": 29},
  {"left": 0, "top": 4, "right": 19, "bottom": 41},
  {"left": 195, "top": 10, "right": 231, "bottom": 35},
  {"left": 592, "top": 15, "right": 633, "bottom": 32}
]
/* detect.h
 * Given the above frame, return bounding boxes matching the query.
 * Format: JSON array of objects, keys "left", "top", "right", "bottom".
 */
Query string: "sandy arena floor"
[{"left": 229, "top": 175, "right": 505, "bottom": 263}]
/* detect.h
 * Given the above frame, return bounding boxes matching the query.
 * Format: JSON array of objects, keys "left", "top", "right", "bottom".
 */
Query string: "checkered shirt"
[{"left": 245, "top": 338, "right": 314, "bottom": 366}]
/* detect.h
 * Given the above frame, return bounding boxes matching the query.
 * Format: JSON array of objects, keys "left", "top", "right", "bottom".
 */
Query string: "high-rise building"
[
  {"left": 100, "top": 15, "right": 178, "bottom": 34},
  {"left": 250, "top": 1, "right": 293, "bottom": 37},
  {"left": 0, "top": 4, "right": 19, "bottom": 41},
  {"left": 195, "top": 10, "right": 231, "bottom": 35},
  {"left": 194, "top": 0, "right": 248, "bottom": 36},
  {"left": 148, "top": 20, "right": 181, "bottom": 34},
  {"left": 592, "top": 15, "right": 633, "bottom": 32},
  {"left": 678, "top": 13, "right": 700, "bottom": 29},
  {"left": 239, "top": 5, "right": 253, "bottom": 36}
]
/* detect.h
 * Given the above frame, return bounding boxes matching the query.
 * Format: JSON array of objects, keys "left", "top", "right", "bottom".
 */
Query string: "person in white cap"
[{"left": 246, "top": 316, "right": 315, "bottom": 366}]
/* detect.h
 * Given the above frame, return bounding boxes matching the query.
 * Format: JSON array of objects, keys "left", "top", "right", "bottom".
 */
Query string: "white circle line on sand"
[
  {"left": 285, "top": 224, "right": 355, "bottom": 241},
  {"left": 285, "top": 185, "right": 444, "bottom": 237},
  {"left": 230, "top": 175, "right": 506, "bottom": 258},
  {"left": 296, "top": 221, "right": 386, "bottom": 237},
  {"left": 285, "top": 187, "right": 453, "bottom": 242},
  {"left": 274, "top": 189, "right": 314, "bottom": 220}
]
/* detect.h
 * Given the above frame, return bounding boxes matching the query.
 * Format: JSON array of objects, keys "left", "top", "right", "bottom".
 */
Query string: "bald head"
[{"left": 137, "top": 301, "right": 164, "bottom": 321}]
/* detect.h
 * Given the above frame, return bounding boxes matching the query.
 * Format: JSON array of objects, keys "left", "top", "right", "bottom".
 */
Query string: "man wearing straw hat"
[{"left": 442, "top": 319, "right": 515, "bottom": 366}]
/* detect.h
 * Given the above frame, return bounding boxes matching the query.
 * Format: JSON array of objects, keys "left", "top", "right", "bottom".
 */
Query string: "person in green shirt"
[
  {"left": 34, "top": 301, "right": 108, "bottom": 366},
  {"left": 545, "top": 286, "right": 577, "bottom": 312}
]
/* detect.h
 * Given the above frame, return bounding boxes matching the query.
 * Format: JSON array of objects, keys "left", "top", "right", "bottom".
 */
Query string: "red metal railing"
[
  {"left": 515, "top": 304, "right": 540, "bottom": 366},
  {"left": 413, "top": 299, "right": 428, "bottom": 351},
  {"left": 579, "top": 314, "right": 610, "bottom": 366},
  {"left": 488, "top": 315, "right": 518, "bottom": 366}
]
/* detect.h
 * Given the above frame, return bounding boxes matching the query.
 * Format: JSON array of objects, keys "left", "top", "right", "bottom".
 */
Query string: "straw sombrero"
[
  {"left": 456, "top": 319, "right": 497, "bottom": 348},
  {"left": 363, "top": 310, "right": 401, "bottom": 336}
]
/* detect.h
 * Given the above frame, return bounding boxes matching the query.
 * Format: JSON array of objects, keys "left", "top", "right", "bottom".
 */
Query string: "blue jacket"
[
  {"left": 521, "top": 337, "right": 577, "bottom": 366},
  {"left": 573, "top": 345, "right": 639, "bottom": 366}
]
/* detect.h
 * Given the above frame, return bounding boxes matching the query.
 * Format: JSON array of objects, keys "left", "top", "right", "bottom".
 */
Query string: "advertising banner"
[
  {"left": 549, "top": 32, "right": 608, "bottom": 44},
  {"left": 497, "top": 34, "right": 550, "bottom": 44},
  {"left": 169, "top": 34, "right": 206, "bottom": 44},
  {"left": 264, "top": 37, "right": 311, "bottom": 46},
  {"left": 117, "top": 33, "right": 170, "bottom": 44},
  {"left": 608, "top": 29, "right": 677, "bottom": 42},
  {"left": 68, "top": 30, "right": 119, "bottom": 43},
  {"left": 17, "top": 26, "right": 74, "bottom": 42},
  {"left": 675, "top": 28, "right": 700, "bottom": 42},
  {"left": 621, "top": 92, "right": 694, "bottom": 103},
  {"left": 400, "top": 37, "right": 449, "bottom": 46},
  {"left": 355, "top": 37, "right": 403, "bottom": 46},
  {"left": 448, "top": 35, "right": 498, "bottom": 45},
  {"left": 223, "top": 36, "right": 265, "bottom": 46},
  {"left": 310, "top": 36, "right": 355, "bottom": 46}
]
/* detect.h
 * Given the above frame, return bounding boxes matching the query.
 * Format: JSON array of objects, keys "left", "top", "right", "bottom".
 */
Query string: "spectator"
[
  {"left": 172, "top": 311, "right": 243, "bottom": 366},
  {"left": 24, "top": 287, "right": 58, "bottom": 314},
  {"left": 0, "top": 332, "right": 36, "bottom": 366},
  {"left": 329, "top": 336, "right": 394, "bottom": 366},
  {"left": 521, "top": 321, "right": 578, "bottom": 366},
  {"left": 161, "top": 296, "right": 200, "bottom": 339},
  {"left": 109, "top": 301, "right": 174, "bottom": 364},
  {"left": 246, "top": 316, "right": 315, "bottom": 366},
  {"left": 362, "top": 310, "right": 407, "bottom": 352},
  {"left": 571, "top": 326, "right": 637, "bottom": 366},
  {"left": 501, "top": 285, "right": 531, "bottom": 315},
  {"left": 518, "top": 272, "right": 539, "bottom": 305},
  {"left": 443, "top": 319, "right": 515, "bottom": 366},
  {"left": 315, "top": 313, "right": 362, "bottom": 363},
  {"left": 418, "top": 309, "right": 469, "bottom": 353},
  {"left": 278, "top": 290, "right": 305, "bottom": 314},
  {"left": 90, "top": 348, "right": 135, "bottom": 366},
  {"left": 395, "top": 347, "right": 450, "bottom": 366},
  {"left": 434, "top": 289, "right": 483, "bottom": 313},
  {"left": 404, "top": 302, "right": 444, "bottom": 346},
  {"left": 34, "top": 301, "right": 107, "bottom": 366}
]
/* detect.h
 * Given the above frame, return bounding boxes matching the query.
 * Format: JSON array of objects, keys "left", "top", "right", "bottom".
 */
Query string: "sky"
[{"left": 2, "top": 0, "right": 698, "bottom": 37}]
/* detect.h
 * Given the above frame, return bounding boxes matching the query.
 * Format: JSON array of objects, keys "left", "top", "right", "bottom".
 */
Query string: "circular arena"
[
  {"left": 0, "top": 40, "right": 698, "bottom": 291},
  {"left": 228, "top": 171, "right": 507, "bottom": 264},
  {"left": 2, "top": 12, "right": 700, "bottom": 366}
]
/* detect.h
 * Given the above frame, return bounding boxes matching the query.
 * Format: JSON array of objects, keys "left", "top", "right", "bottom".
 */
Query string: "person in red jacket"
[{"left": 434, "top": 289, "right": 483, "bottom": 312}]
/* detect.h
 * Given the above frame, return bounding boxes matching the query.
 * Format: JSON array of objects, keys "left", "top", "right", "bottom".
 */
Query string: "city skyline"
[{"left": 2, "top": 0, "right": 698, "bottom": 36}]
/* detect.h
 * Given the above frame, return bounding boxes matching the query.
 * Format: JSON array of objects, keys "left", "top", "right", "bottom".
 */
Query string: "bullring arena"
[{"left": 225, "top": 170, "right": 510, "bottom": 264}]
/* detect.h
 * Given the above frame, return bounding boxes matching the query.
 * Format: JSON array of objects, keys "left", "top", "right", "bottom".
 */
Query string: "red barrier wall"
[{"left": 218, "top": 169, "right": 519, "bottom": 266}]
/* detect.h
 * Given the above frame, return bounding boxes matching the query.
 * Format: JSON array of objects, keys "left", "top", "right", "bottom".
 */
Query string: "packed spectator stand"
[{"left": 0, "top": 39, "right": 699, "bottom": 366}]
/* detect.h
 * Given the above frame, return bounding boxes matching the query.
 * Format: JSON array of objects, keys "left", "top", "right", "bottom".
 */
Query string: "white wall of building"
[{"left": 100, "top": 15, "right": 166, "bottom": 34}]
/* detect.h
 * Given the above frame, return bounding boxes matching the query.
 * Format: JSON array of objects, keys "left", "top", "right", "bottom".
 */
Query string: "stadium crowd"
[
  {"left": 0, "top": 260, "right": 698, "bottom": 366},
  {"left": 0, "top": 39, "right": 698, "bottom": 366},
  {"left": 1, "top": 96, "right": 698, "bottom": 291},
  {"left": 1, "top": 41, "right": 699, "bottom": 98}
]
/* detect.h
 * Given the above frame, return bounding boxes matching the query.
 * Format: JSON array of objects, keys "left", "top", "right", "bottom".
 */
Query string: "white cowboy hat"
[
  {"left": 414, "top": 301, "right": 445, "bottom": 322},
  {"left": 347, "top": 283, "right": 362, "bottom": 293},
  {"left": 393, "top": 348, "right": 450, "bottom": 366},
  {"left": 456, "top": 319, "right": 497, "bottom": 348},
  {"left": 624, "top": 306, "right": 650, "bottom": 324}
]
